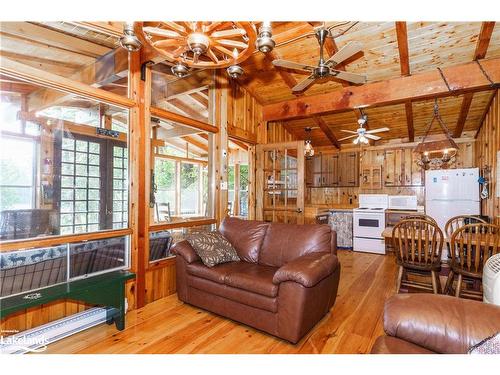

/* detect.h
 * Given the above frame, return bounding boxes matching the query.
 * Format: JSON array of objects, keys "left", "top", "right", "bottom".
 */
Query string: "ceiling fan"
[
  {"left": 338, "top": 115, "right": 389, "bottom": 144},
  {"left": 272, "top": 28, "right": 367, "bottom": 92}
]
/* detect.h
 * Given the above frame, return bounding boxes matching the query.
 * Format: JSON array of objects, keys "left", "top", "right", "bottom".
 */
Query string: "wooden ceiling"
[
  {"left": 240, "top": 21, "right": 498, "bottom": 147},
  {"left": 1, "top": 21, "right": 498, "bottom": 148}
]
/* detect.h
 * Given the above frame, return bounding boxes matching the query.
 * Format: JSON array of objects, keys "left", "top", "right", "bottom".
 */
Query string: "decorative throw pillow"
[
  {"left": 186, "top": 232, "right": 240, "bottom": 267},
  {"left": 468, "top": 333, "right": 500, "bottom": 354}
]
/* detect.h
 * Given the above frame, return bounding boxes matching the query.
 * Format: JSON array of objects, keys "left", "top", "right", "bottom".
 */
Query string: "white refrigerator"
[{"left": 425, "top": 168, "right": 480, "bottom": 237}]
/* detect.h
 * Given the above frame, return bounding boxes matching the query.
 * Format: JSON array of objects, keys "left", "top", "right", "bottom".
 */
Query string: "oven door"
[{"left": 353, "top": 212, "right": 384, "bottom": 238}]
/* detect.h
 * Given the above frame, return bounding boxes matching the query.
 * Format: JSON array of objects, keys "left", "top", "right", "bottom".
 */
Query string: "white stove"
[{"left": 353, "top": 194, "right": 388, "bottom": 255}]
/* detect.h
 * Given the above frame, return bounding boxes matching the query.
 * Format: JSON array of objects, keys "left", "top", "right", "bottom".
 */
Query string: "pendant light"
[
  {"left": 414, "top": 99, "right": 458, "bottom": 170},
  {"left": 304, "top": 127, "right": 315, "bottom": 157},
  {"left": 119, "top": 22, "right": 142, "bottom": 52},
  {"left": 227, "top": 48, "right": 244, "bottom": 79}
]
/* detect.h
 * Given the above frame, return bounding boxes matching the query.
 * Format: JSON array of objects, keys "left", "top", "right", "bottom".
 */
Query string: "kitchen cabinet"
[
  {"left": 360, "top": 165, "right": 383, "bottom": 189},
  {"left": 384, "top": 148, "right": 423, "bottom": 187},
  {"left": 306, "top": 152, "right": 358, "bottom": 187}
]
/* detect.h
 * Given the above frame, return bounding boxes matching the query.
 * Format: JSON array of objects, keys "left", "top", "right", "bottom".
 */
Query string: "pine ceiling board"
[
  {"left": 407, "top": 22, "right": 481, "bottom": 75},
  {"left": 333, "top": 22, "right": 401, "bottom": 83},
  {"left": 36, "top": 22, "right": 120, "bottom": 49},
  {"left": 362, "top": 103, "right": 408, "bottom": 140},
  {"left": 0, "top": 35, "right": 90, "bottom": 77},
  {"left": 411, "top": 95, "right": 463, "bottom": 137},
  {"left": 463, "top": 90, "right": 495, "bottom": 131},
  {"left": 486, "top": 22, "right": 500, "bottom": 59}
]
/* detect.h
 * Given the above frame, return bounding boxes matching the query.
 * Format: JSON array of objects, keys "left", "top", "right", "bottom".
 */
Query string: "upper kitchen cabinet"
[
  {"left": 384, "top": 148, "right": 424, "bottom": 187},
  {"left": 306, "top": 152, "right": 358, "bottom": 187}
]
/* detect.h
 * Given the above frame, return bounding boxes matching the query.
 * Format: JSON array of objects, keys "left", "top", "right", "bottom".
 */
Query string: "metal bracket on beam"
[{"left": 140, "top": 61, "right": 154, "bottom": 81}]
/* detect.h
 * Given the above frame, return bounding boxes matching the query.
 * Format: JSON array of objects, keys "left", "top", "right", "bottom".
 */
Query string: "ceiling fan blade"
[
  {"left": 292, "top": 75, "right": 316, "bottom": 92},
  {"left": 365, "top": 127, "right": 390, "bottom": 134},
  {"left": 326, "top": 41, "right": 363, "bottom": 66},
  {"left": 211, "top": 28, "right": 246, "bottom": 38},
  {"left": 340, "top": 129, "right": 358, "bottom": 134},
  {"left": 272, "top": 60, "right": 315, "bottom": 72},
  {"left": 331, "top": 70, "right": 367, "bottom": 84},
  {"left": 338, "top": 134, "right": 358, "bottom": 142},
  {"left": 143, "top": 27, "right": 183, "bottom": 39},
  {"left": 365, "top": 134, "right": 381, "bottom": 140}
]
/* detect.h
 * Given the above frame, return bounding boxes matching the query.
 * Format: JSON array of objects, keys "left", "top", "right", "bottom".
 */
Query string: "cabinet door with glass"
[{"left": 256, "top": 141, "right": 304, "bottom": 224}]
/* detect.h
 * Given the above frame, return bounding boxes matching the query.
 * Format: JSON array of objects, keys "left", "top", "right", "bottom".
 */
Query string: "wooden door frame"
[{"left": 255, "top": 141, "right": 305, "bottom": 224}]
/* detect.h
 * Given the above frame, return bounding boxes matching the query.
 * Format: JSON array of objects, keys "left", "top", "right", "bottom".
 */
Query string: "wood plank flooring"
[{"left": 43, "top": 250, "right": 398, "bottom": 354}]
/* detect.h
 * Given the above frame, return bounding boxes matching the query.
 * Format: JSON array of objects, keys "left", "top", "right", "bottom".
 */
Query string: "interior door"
[{"left": 256, "top": 141, "right": 304, "bottom": 224}]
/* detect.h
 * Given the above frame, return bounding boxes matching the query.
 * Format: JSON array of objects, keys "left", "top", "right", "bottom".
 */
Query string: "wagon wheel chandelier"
[{"left": 136, "top": 21, "right": 258, "bottom": 78}]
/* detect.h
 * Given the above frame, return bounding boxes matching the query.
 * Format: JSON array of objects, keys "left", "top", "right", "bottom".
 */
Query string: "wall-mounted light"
[
  {"left": 119, "top": 22, "right": 142, "bottom": 52},
  {"left": 256, "top": 21, "right": 275, "bottom": 53}
]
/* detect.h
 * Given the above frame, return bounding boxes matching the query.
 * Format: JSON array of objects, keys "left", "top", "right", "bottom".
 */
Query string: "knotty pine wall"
[
  {"left": 475, "top": 90, "right": 499, "bottom": 225},
  {"left": 307, "top": 141, "right": 476, "bottom": 207}
]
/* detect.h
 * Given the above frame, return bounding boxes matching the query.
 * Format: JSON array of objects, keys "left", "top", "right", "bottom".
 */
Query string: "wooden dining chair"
[
  {"left": 392, "top": 219, "right": 444, "bottom": 294},
  {"left": 443, "top": 215, "right": 487, "bottom": 293},
  {"left": 449, "top": 223, "right": 500, "bottom": 299},
  {"left": 404, "top": 214, "right": 437, "bottom": 224}
]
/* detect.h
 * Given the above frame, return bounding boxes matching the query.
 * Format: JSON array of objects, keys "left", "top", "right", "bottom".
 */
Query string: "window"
[
  {"left": 152, "top": 118, "right": 213, "bottom": 223},
  {"left": 0, "top": 78, "right": 129, "bottom": 241},
  {"left": 0, "top": 137, "right": 36, "bottom": 211}
]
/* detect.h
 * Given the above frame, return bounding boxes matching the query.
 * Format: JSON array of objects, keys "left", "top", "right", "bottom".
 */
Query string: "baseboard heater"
[{"left": 0, "top": 307, "right": 116, "bottom": 354}]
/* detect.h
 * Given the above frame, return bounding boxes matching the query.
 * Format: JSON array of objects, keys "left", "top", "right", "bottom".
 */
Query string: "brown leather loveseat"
[
  {"left": 172, "top": 217, "right": 341, "bottom": 344},
  {"left": 371, "top": 294, "right": 500, "bottom": 354}
]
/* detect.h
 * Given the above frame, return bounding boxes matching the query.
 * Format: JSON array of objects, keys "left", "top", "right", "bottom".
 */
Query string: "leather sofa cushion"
[
  {"left": 259, "top": 223, "right": 332, "bottom": 267},
  {"left": 371, "top": 336, "right": 435, "bottom": 354},
  {"left": 187, "top": 276, "right": 278, "bottom": 313},
  {"left": 219, "top": 217, "right": 269, "bottom": 263},
  {"left": 186, "top": 261, "right": 250, "bottom": 284},
  {"left": 224, "top": 263, "right": 279, "bottom": 297}
]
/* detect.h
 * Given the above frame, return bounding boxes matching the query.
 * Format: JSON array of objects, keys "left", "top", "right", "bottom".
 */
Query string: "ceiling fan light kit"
[{"left": 337, "top": 112, "right": 389, "bottom": 145}]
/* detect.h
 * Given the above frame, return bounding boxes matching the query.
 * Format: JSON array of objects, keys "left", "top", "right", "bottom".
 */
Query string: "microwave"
[{"left": 388, "top": 195, "right": 418, "bottom": 210}]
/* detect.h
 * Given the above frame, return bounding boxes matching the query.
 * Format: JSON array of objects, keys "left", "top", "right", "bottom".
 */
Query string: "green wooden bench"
[{"left": 0, "top": 270, "right": 135, "bottom": 331}]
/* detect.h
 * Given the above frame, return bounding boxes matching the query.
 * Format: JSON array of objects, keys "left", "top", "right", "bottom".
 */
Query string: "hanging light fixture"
[
  {"left": 414, "top": 99, "right": 458, "bottom": 170},
  {"left": 119, "top": 22, "right": 142, "bottom": 52},
  {"left": 255, "top": 21, "right": 275, "bottom": 53},
  {"left": 227, "top": 48, "right": 244, "bottom": 79},
  {"left": 304, "top": 127, "right": 315, "bottom": 157}
]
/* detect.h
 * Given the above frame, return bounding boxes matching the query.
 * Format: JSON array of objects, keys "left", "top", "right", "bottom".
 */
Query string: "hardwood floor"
[{"left": 43, "top": 250, "right": 398, "bottom": 354}]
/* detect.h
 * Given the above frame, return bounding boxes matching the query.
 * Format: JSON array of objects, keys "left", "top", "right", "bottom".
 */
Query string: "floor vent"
[{"left": 1, "top": 307, "right": 112, "bottom": 354}]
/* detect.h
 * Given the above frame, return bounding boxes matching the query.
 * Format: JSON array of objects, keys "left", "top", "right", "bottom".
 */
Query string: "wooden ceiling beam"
[
  {"left": 262, "top": 57, "right": 500, "bottom": 121},
  {"left": 181, "top": 135, "right": 208, "bottom": 152},
  {"left": 404, "top": 101, "right": 415, "bottom": 142},
  {"left": 312, "top": 116, "right": 340, "bottom": 149},
  {"left": 25, "top": 47, "right": 129, "bottom": 112},
  {"left": 0, "top": 81, "right": 38, "bottom": 94},
  {"left": 453, "top": 93, "right": 474, "bottom": 138},
  {"left": 395, "top": 21, "right": 415, "bottom": 142},
  {"left": 229, "top": 138, "right": 249, "bottom": 151},
  {"left": 454, "top": 22, "right": 495, "bottom": 138},
  {"left": 474, "top": 22, "right": 496, "bottom": 60}
]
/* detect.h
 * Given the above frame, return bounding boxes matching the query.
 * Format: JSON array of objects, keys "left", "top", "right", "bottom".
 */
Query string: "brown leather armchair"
[
  {"left": 371, "top": 294, "right": 500, "bottom": 354},
  {"left": 172, "top": 217, "right": 341, "bottom": 344}
]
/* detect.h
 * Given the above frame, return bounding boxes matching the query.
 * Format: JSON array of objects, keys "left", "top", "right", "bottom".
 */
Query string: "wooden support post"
[
  {"left": 215, "top": 71, "right": 229, "bottom": 223},
  {"left": 129, "top": 52, "right": 151, "bottom": 309}
]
